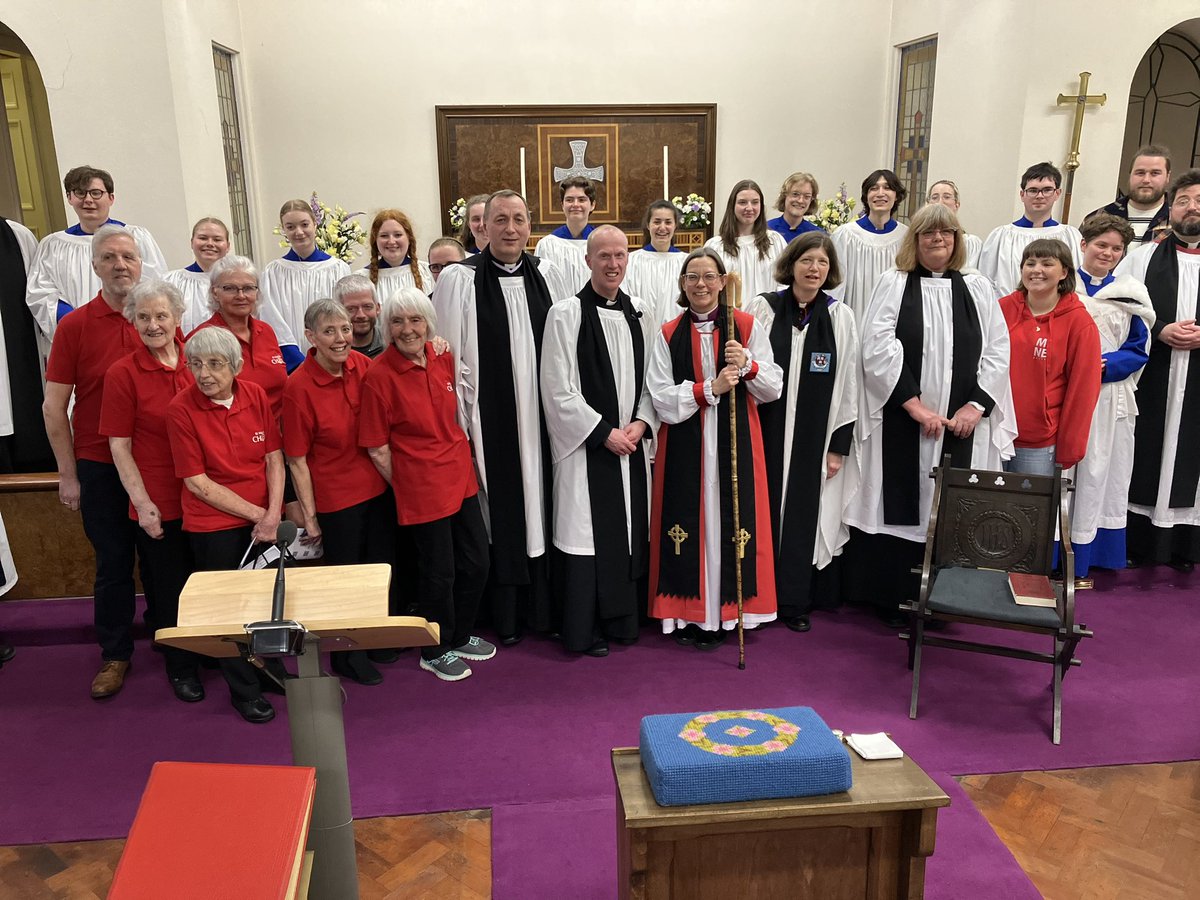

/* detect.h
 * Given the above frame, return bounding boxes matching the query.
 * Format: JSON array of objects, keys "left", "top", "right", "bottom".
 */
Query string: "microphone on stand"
[
  {"left": 269, "top": 520, "right": 298, "bottom": 622},
  {"left": 245, "top": 521, "right": 306, "bottom": 658}
]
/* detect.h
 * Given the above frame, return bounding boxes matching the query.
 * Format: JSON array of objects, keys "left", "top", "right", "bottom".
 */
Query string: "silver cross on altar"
[{"left": 553, "top": 140, "right": 605, "bottom": 183}]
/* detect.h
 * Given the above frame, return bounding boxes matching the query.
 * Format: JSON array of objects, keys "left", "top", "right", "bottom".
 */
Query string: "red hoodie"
[{"left": 999, "top": 290, "right": 1101, "bottom": 468}]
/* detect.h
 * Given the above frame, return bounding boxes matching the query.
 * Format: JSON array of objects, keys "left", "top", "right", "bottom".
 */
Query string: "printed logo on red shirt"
[
  {"left": 1034, "top": 337, "right": 1048, "bottom": 360},
  {"left": 271, "top": 355, "right": 285, "bottom": 366},
  {"left": 252, "top": 431, "right": 266, "bottom": 443}
]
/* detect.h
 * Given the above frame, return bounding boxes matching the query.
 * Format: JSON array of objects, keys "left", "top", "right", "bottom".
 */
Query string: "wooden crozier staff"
[{"left": 725, "top": 272, "right": 747, "bottom": 670}]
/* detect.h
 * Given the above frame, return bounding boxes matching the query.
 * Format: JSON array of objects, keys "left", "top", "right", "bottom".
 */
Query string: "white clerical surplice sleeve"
[{"left": 541, "top": 301, "right": 602, "bottom": 463}]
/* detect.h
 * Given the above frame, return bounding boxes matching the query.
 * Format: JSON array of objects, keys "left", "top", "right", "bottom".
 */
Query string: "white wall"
[{"left": 2, "top": 0, "right": 1196, "bottom": 268}]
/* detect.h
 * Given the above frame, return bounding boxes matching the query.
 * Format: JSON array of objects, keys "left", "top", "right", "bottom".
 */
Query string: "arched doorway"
[
  {"left": 0, "top": 21, "right": 62, "bottom": 239},
  {"left": 1121, "top": 19, "right": 1200, "bottom": 186}
]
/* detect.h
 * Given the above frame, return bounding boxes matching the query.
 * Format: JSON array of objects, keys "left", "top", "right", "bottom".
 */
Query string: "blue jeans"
[{"left": 1004, "top": 445, "right": 1057, "bottom": 476}]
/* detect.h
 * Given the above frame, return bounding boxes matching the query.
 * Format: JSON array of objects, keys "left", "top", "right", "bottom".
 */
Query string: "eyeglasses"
[
  {"left": 919, "top": 228, "right": 958, "bottom": 238},
  {"left": 787, "top": 192, "right": 813, "bottom": 202},
  {"left": 683, "top": 272, "right": 722, "bottom": 284},
  {"left": 1022, "top": 187, "right": 1058, "bottom": 197},
  {"left": 1171, "top": 195, "right": 1200, "bottom": 209},
  {"left": 188, "top": 358, "right": 230, "bottom": 372},
  {"left": 428, "top": 263, "right": 447, "bottom": 273},
  {"left": 70, "top": 189, "right": 109, "bottom": 200},
  {"left": 217, "top": 284, "right": 258, "bottom": 296}
]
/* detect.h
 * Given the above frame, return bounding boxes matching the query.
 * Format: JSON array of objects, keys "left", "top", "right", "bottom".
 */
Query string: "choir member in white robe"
[
  {"left": 828, "top": 169, "right": 909, "bottom": 315},
  {"left": 542, "top": 226, "right": 658, "bottom": 656},
  {"left": 428, "top": 237, "right": 467, "bottom": 287},
  {"left": 258, "top": 199, "right": 349, "bottom": 364},
  {"left": 843, "top": 204, "right": 1016, "bottom": 625},
  {"left": 746, "top": 232, "right": 858, "bottom": 633},
  {"left": 460, "top": 194, "right": 489, "bottom": 255},
  {"left": 26, "top": 166, "right": 166, "bottom": 340},
  {"left": 0, "top": 509, "right": 18, "bottom": 664},
  {"left": 1115, "top": 171, "right": 1200, "bottom": 569},
  {"left": 704, "top": 179, "right": 787, "bottom": 300},
  {"left": 647, "top": 248, "right": 782, "bottom": 650},
  {"left": 766, "top": 172, "right": 824, "bottom": 244},
  {"left": 163, "top": 217, "right": 231, "bottom": 336},
  {"left": 623, "top": 200, "right": 687, "bottom": 326},
  {"left": 0, "top": 217, "right": 52, "bottom": 471},
  {"left": 980, "top": 162, "right": 1082, "bottom": 295},
  {"left": 535, "top": 176, "right": 597, "bottom": 295},
  {"left": 433, "top": 190, "right": 563, "bottom": 642},
  {"left": 361, "top": 208, "right": 434, "bottom": 300},
  {"left": 927, "top": 180, "right": 983, "bottom": 269},
  {"left": 1070, "top": 214, "right": 1154, "bottom": 577}
]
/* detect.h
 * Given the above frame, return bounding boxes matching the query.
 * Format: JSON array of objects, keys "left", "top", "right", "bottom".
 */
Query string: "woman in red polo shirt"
[
  {"left": 283, "top": 299, "right": 391, "bottom": 686},
  {"left": 167, "top": 326, "right": 286, "bottom": 724},
  {"left": 188, "top": 254, "right": 288, "bottom": 420},
  {"left": 100, "top": 279, "right": 202, "bottom": 703},
  {"left": 359, "top": 287, "right": 492, "bottom": 682}
]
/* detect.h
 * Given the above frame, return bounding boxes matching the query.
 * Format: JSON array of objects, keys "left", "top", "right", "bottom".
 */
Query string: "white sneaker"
[{"left": 419, "top": 652, "right": 472, "bottom": 682}]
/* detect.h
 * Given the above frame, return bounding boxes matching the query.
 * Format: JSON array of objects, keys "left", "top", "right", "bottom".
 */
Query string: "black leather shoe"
[
  {"left": 582, "top": 640, "right": 609, "bottom": 658},
  {"left": 1167, "top": 557, "right": 1195, "bottom": 573},
  {"left": 170, "top": 675, "right": 205, "bottom": 703},
  {"left": 0, "top": 643, "right": 14, "bottom": 664},
  {"left": 784, "top": 615, "right": 811, "bottom": 633},
  {"left": 232, "top": 696, "right": 275, "bottom": 724},
  {"left": 695, "top": 630, "right": 726, "bottom": 651},
  {"left": 331, "top": 652, "right": 383, "bottom": 686},
  {"left": 879, "top": 611, "right": 909, "bottom": 629},
  {"left": 499, "top": 632, "right": 524, "bottom": 647},
  {"left": 367, "top": 648, "right": 401, "bottom": 664},
  {"left": 672, "top": 624, "right": 700, "bottom": 646},
  {"left": 1125, "top": 555, "right": 1142, "bottom": 569}
]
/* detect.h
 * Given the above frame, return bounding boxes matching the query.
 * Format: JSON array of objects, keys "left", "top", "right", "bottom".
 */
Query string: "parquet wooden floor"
[{"left": 3, "top": 763, "right": 1197, "bottom": 898}]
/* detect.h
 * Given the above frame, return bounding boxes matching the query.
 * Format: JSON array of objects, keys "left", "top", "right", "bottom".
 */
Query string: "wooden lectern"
[{"left": 156, "top": 564, "right": 438, "bottom": 900}]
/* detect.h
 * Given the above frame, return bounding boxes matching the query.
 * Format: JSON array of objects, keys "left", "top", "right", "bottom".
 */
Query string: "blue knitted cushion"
[{"left": 639, "top": 706, "right": 852, "bottom": 807}]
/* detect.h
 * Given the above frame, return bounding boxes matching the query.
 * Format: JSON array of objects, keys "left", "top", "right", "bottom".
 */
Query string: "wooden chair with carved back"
[{"left": 903, "top": 455, "right": 1093, "bottom": 744}]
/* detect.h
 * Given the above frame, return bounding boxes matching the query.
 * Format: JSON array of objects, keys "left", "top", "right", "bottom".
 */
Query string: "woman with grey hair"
[
  {"left": 282, "top": 299, "right": 393, "bottom": 685},
  {"left": 100, "top": 279, "right": 202, "bottom": 702},
  {"left": 360, "top": 287, "right": 493, "bottom": 681},
  {"left": 167, "top": 326, "right": 287, "bottom": 723},
  {"left": 190, "top": 253, "right": 288, "bottom": 419}
]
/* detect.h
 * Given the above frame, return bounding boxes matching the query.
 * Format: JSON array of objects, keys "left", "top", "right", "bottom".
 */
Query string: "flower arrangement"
[
  {"left": 672, "top": 193, "right": 712, "bottom": 229},
  {"left": 805, "top": 183, "right": 856, "bottom": 233},
  {"left": 274, "top": 192, "right": 367, "bottom": 262},
  {"left": 448, "top": 197, "right": 467, "bottom": 230}
]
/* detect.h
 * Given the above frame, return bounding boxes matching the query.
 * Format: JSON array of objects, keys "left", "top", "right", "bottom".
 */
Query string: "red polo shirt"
[
  {"left": 358, "top": 344, "right": 477, "bottom": 525},
  {"left": 167, "top": 379, "right": 282, "bottom": 533},
  {"left": 188, "top": 312, "right": 287, "bottom": 420},
  {"left": 99, "top": 339, "right": 193, "bottom": 521},
  {"left": 283, "top": 349, "right": 386, "bottom": 514},
  {"left": 44, "top": 293, "right": 141, "bottom": 463}
]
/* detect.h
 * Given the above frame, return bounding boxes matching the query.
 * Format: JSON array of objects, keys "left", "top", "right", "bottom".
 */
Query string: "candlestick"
[
  {"left": 520, "top": 147, "right": 527, "bottom": 198},
  {"left": 662, "top": 145, "right": 669, "bottom": 199}
]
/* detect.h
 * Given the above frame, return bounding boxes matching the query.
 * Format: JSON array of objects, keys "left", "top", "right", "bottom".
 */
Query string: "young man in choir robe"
[
  {"left": 534, "top": 176, "right": 597, "bottom": 295},
  {"left": 1115, "top": 169, "right": 1200, "bottom": 571},
  {"left": 980, "top": 161, "right": 1083, "bottom": 294},
  {"left": 646, "top": 248, "right": 782, "bottom": 650},
  {"left": 541, "top": 226, "right": 658, "bottom": 656},
  {"left": 767, "top": 172, "right": 823, "bottom": 244},
  {"left": 26, "top": 166, "right": 167, "bottom": 341},
  {"left": 334, "top": 274, "right": 385, "bottom": 358},
  {"left": 746, "top": 232, "right": 858, "bottom": 633},
  {"left": 1088, "top": 145, "right": 1172, "bottom": 244},
  {"left": 433, "top": 190, "right": 566, "bottom": 643},
  {"left": 0, "top": 217, "right": 53, "bottom": 472}
]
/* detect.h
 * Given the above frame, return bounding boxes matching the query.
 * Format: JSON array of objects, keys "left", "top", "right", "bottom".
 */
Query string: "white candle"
[
  {"left": 662, "top": 146, "right": 669, "bottom": 199},
  {"left": 520, "top": 147, "right": 527, "bottom": 198}
]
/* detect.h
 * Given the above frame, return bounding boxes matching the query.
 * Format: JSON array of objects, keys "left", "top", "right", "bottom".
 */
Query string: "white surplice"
[
  {"left": 979, "top": 222, "right": 1083, "bottom": 295},
  {"left": 704, "top": 232, "right": 787, "bottom": 300},
  {"left": 1, "top": 219, "right": 37, "bottom": 439},
  {"left": 1117, "top": 241, "right": 1200, "bottom": 527},
  {"left": 535, "top": 233, "right": 591, "bottom": 296},
  {"left": 1072, "top": 275, "right": 1155, "bottom": 543},
  {"left": 365, "top": 259, "right": 434, "bottom": 300},
  {"left": 744, "top": 293, "right": 860, "bottom": 567},
  {"left": 258, "top": 256, "right": 350, "bottom": 351},
  {"left": 844, "top": 269, "right": 1016, "bottom": 542},
  {"left": 647, "top": 314, "right": 783, "bottom": 632},
  {"left": 541, "top": 294, "right": 658, "bottom": 554},
  {"left": 828, "top": 220, "right": 909, "bottom": 315},
  {"left": 623, "top": 249, "right": 686, "bottom": 326},
  {"left": 0, "top": 509, "right": 17, "bottom": 597},
  {"left": 963, "top": 232, "right": 983, "bottom": 270},
  {"left": 433, "top": 258, "right": 566, "bottom": 557},
  {"left": 25, "top": 223, "right": 167, "bottom": 340},
  {"left": 164, "top": 267, "right": 215, "bottom": 336}
]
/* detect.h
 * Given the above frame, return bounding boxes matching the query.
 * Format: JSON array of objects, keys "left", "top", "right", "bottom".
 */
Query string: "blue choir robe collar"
[
  {"left": 185, "top": 262, "right": 204, "bottom": 273},
  {"left": 1013, "top": 216, "right": 1060, "bottom": 228},
  {"left": 549, "top": 223, "right": 595, "bottom": 240},
  {"left": 1078, "top": 267, "right": 1114, "bottom": 297},
  {"left": 855, "top": 216, "right": 898, "bottom": 235},
  {"left": 377, "top": 256, "right": 411, "bottom": 269},
  {"left": 66, "top": 217, "right": 126, "bottom": 236},
  {"left": 642, "top": 243, "right": 682, "bottom": 253},
  {"left": 284, "top": 247, "right": 332, "bottom": 262}
]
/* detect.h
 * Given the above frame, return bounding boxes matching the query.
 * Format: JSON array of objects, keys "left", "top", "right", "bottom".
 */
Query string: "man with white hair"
[
  {"left": 334, "top": 273, "right": 385, "bottom": 358},
  {"left": 43, "top": 225, "right": 148, "bottom": 699}
]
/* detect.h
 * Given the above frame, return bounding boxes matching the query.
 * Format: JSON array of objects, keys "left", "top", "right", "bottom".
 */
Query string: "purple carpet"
[{"left": 2, "top": 565, "right": 1197, "bottom": 898}]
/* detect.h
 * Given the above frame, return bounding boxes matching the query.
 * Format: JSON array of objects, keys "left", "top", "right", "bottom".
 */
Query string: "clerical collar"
[
  {"left": 642, "top": 243, "right": 682, "bottom": 253},
  {"left": 1076, "top": 267, "right": 1113, "bottom": 297},
  {"left": 66, "top": 217, "right": 126, "bottom": 236},
  {"left": 491, "top": 258, "right": 523, "bottom": 274},
  {"left": 377, "top": 256, "right": 410, "bottom": 269},
  {"left": 1014, "top": 216, "right": 1060, "bottom": 228},
  {"left": 185, "top": 262, "right": 204, "bottom": 273},
  {"left": 283, "top": 248, "right": 332, "bottom": 262},
  {"left": 550, "top": 223, "right": 595, "bottom": 241},
  {"left": 856, "top": 216, "right": 897, "bottom": 234},
  {"left": 690, "top": 308, "right": 719, "bottom": 323}
]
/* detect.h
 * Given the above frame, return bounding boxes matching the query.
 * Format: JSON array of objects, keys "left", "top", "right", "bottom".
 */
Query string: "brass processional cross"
[
  {"left": 732, "top": 528, "right": 751, "bottom": 560},
  {"left": 1056, "top": 71, "right": 1106, "bottom": 224}
]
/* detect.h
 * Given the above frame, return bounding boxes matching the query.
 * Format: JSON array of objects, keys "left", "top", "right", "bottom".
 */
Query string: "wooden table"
[{"left": 612, "top": 746, "right": 950, "bottom": 900}]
